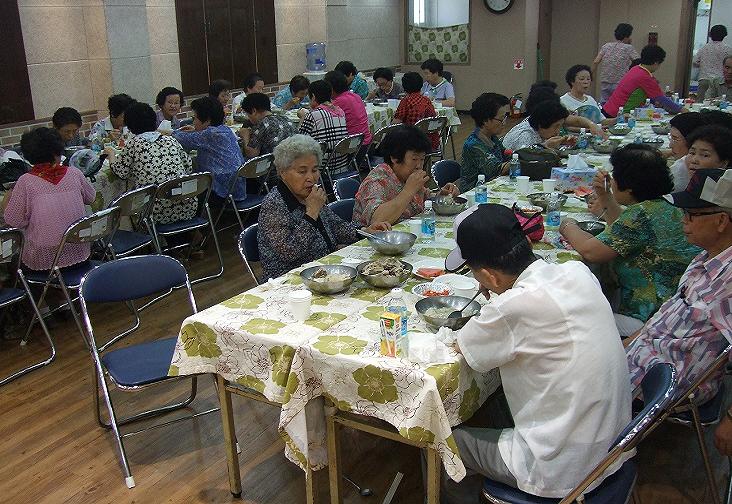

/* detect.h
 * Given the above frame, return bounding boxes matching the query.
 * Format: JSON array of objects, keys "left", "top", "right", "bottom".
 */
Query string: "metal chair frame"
[
  {"left": 322, "top": 134, "right": 365, "bottom": 198},
  {"left": 0, "top": 229, "right": 56, "bottom": 386},
  {"left": 213, "top": 153, "right": 274, "bottom": 233},
  {"left": 78, "top": 255, "right": 217, "bottom": 488},
  {"left": 237, "top": 224, "right": 260, "bottom": 286},
  {"left": 368, "top": 123, "right": 401, "bottom": 167},
  {"left": 150, "top": 172, "right": 224, "bottom": 285},
  {"left": 415, "top": 116, "right": 449, "bottom": 161},
  {"left": 106, "top": 184, "right": 159, "bottom": 257},
  {"left": 482, "top": 363, "right": 678, "bottom": 504},
  {"left": 430, "top": 159, "right": 461, "bottom": 187},
  {"left": 663, "top": 344, "right": 732, "bottom": 504},
  {"left": 333, "top": 177, "right": 360, "bottom": 201},
  {"left": 23, "top": 207, "right": 122, "bottom": 346}
]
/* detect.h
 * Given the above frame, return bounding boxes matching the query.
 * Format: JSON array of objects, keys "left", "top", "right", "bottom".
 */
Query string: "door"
[{"left": 175, "top": 0, "right": 210, "bottom": 95}]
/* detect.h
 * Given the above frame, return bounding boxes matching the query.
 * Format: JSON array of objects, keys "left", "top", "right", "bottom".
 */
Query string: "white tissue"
[
  {"left": 408, "top": 332, "right": 454, "bottom": 365},
  {"left": 567, "top": 154, "right": 590, "bottom": 171}
]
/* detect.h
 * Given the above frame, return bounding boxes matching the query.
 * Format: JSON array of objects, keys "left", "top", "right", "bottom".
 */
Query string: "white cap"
[{"left": 701, "top": 170, "right": 732, "bottom": 208}]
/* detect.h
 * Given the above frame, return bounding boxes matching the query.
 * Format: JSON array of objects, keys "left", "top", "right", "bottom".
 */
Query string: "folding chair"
[
  {"left": 237, "top": 224, "right": 260, "bottom": 285},
  {"left": 328, "top": 198, "right": 355, "bottom": 222},
  {"left": 322, "top": 134, "right": 364, "bottom": 196},
  {"left": 333, "top": 177, "right": 360, "bottom": 200},
  {"left": 664, "top": 344, "right": 732, "bottom": 504},
  {"left": 368, "top": 123, "right": 401, "bottom": 167},
  {"left": 213, "top": 153, "right": 274, "bottom": 233},
  {"left": 0, "top": 229, "right": 56, "bottom": 386},
  {"left": 431, "top": 159, "right": 461, "bottom": 187},
  {"left": 23, "top": 206, "right": 122, "bottom": 345},
  {"left": 482, "top": 362, "right": 678, "bottom": 504},
  {"left": 151, "top": 172, "right": 224, "bottom": 285},
  {"left": 415, "top": 116, "right": 448, "bottom": 161},
  {"left": 78, "top": 255, "right": 218, "bottom": 488},
  {"left": 107, "top": 184, "right": 158, "bottom": 257}
]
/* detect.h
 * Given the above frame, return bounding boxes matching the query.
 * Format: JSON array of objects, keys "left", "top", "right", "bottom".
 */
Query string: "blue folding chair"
[
  {"left": 431, "top": 159, "right": 461, "bottom": 187},
  {"left": 416, "top": 116, "right": 448, "bottom": 161},
  {"left": 78, "top": 255, "right": 218, "bottom": 488},
  {"left": 213, "top": 153, "right": 274, "bottom": 233},
  {"left": 107, "top": 184, "right": 158, "bottom": 257},
  {"left": 238, "top": 224, "right": 260, "bottom": 285},
  {"left": 368, "top": 124, "right": 401, "bottom": 168},
  {"left": 0, "top": 229, "right": 56, "bottom": 386},
  {"left": 328, "top": 198, "right": 355, "bottom": 222},
  {"left": 333, "top": 177, "right": 360, "bottom": 200},
  {"left": 322, "top": 134, "right": 365, "bottom": 199},
  {"left": 482, "top": 363, "right": 677, "bottom": 504}
]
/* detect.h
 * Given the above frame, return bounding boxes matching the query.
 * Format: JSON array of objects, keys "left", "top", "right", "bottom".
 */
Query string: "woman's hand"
[
  {"left": 559, "top": 218, "right": 579, "bottom": 235},
  {"left": 405, "top": 170, "right": 430, "bottom": 196},
  {"left": 592, "top": 170, "right": 611, "bottom": 200},
  {"left": 297, "top": 108, "right": 309, "bottom": 120},
  {"left": 178, "top": 125, "right": 195, "bottom": 132},
  {"left": 544, "top": 136, "right": 565, "bottom": 150},
  {"left": 367, "top": 221, "right": 392, "bottom": 233},
  {"left": 304, "top": 185, "right": 327, "bottom": 220},
  {"left": 439, "top": 182, "right": 460, "bottom": 197},
  {"left": 103, "top": 147, "right": 116, "bottom": 163},
  {"left": 237, "top": 127, "right": 251, "bottom": 141},
  {"left": 108, "top": 129, "right": 121, "bottom": 141},
  {"left": 589, "top": 123, "right": 607, "bottom": 139},
  {"left": 587, "top": 194, "right": 606, "bottom": 217}
]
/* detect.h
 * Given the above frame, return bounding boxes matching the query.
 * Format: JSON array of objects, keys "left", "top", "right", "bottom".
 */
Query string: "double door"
[{"left": 175, "top": 0, "right": 277, "bottom": 96}]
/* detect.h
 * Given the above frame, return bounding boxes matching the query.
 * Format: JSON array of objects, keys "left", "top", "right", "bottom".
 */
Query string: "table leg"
[
  {"left": 217, "top": 375, "right": 242, "bottom": 497},
  {"left": 305, "top": 465, "right": 319, "bottom": 504},
  {"left": 326, "top": 414, "right": 343, "bottom": 504},
  {"left": 426, "top": 447, "right": 441, "bottom": 504}
]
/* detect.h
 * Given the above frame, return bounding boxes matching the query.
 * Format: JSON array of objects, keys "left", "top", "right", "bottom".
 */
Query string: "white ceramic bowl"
[
  {"left": 411, "top": 282, "right": 454, "bottom": 298},
  {"left": 437, "top": 273, "right": 479, "bottom": 298}
]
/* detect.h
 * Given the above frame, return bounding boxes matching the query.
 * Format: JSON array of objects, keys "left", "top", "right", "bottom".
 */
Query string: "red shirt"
[
  {"left": 332, "top": 91, "right": 372, "bottom": 145},
  {"left": 395, "top": 92, "right": 439, "bottom": 149}
]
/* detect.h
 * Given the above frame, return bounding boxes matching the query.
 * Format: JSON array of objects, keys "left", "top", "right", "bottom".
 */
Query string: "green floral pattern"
[
  {"left": 221, "top": 293, "right": 264, "bottom": 310},
  {"left": 459, "top": 379, "right": 481, "bottom": 421},
  {"left": 353, "top": 365, "right": 398, "bottom": 403},
  {"left": 408, "top": 24, "right": 470, "bottom": 64},
  {"left": 242, "top": 318, "right": 286, "bottom": 335},
  {"left": 305, "top": 312, "right": 347, "bottom": 330},
  {"left": 180, "top": 321, "right": 222, "bottom": 358},
  {"left": 312, "top": 334, "right": 367, "bottom": 355},
  {"left": 236, "top": 375, "right": 266, "bottom": 394},
  {"left": 426, "top": 363, "right": 460, "bottom": 399}
]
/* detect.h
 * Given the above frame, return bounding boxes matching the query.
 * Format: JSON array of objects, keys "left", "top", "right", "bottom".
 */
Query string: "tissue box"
[{"left": 551, "top": 167, "right": 597, "bottom": 192}]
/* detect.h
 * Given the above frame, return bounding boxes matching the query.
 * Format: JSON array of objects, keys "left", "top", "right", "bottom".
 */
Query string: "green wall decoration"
[{"left": 407, "top": 24, "right": 470, "bottom": 65}]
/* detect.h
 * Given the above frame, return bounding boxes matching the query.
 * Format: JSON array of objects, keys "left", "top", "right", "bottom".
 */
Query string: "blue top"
[
  {"left": 272, "top": 87, "right": 311, "bottom": 109},
  {"left": 421, "top": 78, "right": 455, "bottom": 101},
  {"left": 350, "top": 74, "right": 369, "bottom": 100},
  {"left": 173, "top": 125, "right": 246, "bottom": 200}
]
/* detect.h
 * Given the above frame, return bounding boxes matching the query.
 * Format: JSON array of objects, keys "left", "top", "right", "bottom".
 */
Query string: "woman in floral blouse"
[
  {"left": 258, "top": 135, "right": 389, "bottom": 280},
  {"left": 107, "top": 102, "right": 195, "bottom": 224}
]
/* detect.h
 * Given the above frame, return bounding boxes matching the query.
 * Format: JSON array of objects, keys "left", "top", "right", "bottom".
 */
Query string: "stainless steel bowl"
[
  {"left": 592, "top": 138, "right": 621, "bottom": 154},
  {"left": 366, "top": 231, "right": 417, "bottom": 255},
  {"left": 608, "top": 124, "right": 631, "bottom": 136},
  {"left": 526, "top": 193, "right": 568, "bottom": 213},
  {"left": 651, "top": 123, "right": 671, "bottom": 135},
  {"left": 415, "top": 295, "right": 481, "bottom": 330},
  {"left": 300, "top": 265, "right": 357, "bottom": 294},
  {"left": 357, "top": 260, "right": 413, "bottom": 288},
  {"left": 577, "top": 221, "right": 606, "bottom": 236},
  {"left": 432, "top": 196, "right": 467, "bottom": 216},
  {"left": 641, "top": 137, "right": 665, "bottom": 147}
]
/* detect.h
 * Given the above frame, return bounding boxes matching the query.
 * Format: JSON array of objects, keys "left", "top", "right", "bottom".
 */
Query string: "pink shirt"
[
  {"left": 602, "top": 65, "right": 664, "bottom": 116},
  {"left": 332, "top": 91, "right": 372, "bottom": 145},
  {"left": 4, "top": 168, "right": 96, "bottom": 270}
]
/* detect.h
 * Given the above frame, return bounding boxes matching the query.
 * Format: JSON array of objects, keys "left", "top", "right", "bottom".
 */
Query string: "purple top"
[{"left": 4, "top": 168, "right": 96, "bottom": 270}]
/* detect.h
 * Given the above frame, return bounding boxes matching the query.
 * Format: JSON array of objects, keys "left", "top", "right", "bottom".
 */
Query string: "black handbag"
[
  {"left": 0, "top": 158, "right": 31, "bottom": 190},
  {"left": 516, "top": 146, "right": 561, "bottom": 181}
]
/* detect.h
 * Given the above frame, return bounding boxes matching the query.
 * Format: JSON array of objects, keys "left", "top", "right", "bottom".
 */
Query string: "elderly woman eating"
[
  {"left": 502, "top": 100, "right": 571, "bottom": 151},
  {"left": 258, "top": 135, "right": 390, "bottom": 280},
  {"left": 155, "top": 86, "right": 184, "bottom": 130},
  {"left": 90, "top": 93, "right": 135, "bottom": 142},
  {"left": 560, "top": 144, "right": 700, "bottom": 337},
  {"left": 353, "top": 125, "right": 459, "bottom": 227}
]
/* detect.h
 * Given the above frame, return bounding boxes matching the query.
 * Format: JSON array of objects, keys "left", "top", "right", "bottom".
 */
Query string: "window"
[{"left": 408, "top": 0, "right": 469, "bottom": 28}]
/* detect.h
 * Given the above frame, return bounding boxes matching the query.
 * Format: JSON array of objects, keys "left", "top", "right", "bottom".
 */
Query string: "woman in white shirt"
[
  {"left": 560, "top": 64, "right": 616, "bottom": 126},
  {"left": 668, "top": 112, "right": 706, "bottom": 191}
]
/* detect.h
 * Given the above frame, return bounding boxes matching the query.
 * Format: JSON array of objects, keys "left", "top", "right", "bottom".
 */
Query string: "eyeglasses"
[
  {"left": 490, "top": 113, "right": 509, "bottom": 125},
  {"left": 682, "top": 208, "right": 725, "bottom": 221}
]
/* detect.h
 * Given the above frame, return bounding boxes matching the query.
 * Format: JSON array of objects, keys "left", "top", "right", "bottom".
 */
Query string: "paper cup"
[
  {"left": 388, "top": 99, "right": 400, "bottom": 109},
  {"left": 289, "top": 290, "right": 312, "bottom": 321},
  {"left": 516, "top": 176, "right": 531, "bottom": 194},
  {"left": 408, "top": 219, "right": 422, "bottom": 236},
  {"left": 542, "top": 179, "right": 557, "bottom": 193}
]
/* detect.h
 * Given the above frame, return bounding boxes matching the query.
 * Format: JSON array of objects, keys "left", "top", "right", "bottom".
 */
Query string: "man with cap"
[
  {"left": 626, "top": 169, "right": 732, "bottom": 423},
  {"left": 439, "top": 204, "right": 632, "bottom": 503}
]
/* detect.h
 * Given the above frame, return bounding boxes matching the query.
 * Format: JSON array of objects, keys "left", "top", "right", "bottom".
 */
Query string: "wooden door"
[
  {"left": 0, "top": 0, "right": 34, "bottom": 124},
  {"left": 252, "top": 0, "right": 278, "bottom": 84},
  {"left": 204, "top": 0, "right": 235, "bottom": 85},
  {"left": 175, "top": 0, "right": 210, "bottom": 95},
  {"left": 537, "top": 0, "right": 553, "bottom": 82},
  {"left": 230, "top": 0, "right": 258, "bottom": 88}
]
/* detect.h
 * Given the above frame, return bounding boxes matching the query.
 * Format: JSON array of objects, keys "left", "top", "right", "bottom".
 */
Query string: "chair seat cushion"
[
  {"left": 0, "top": 288, "right": 25, "bottom": 306},
  {"left": 24, "top": 260, "right": 103, "bottom": 288},
  {"left": 482, "top": 459, "right": 637, "bottom": 504},
  {"left": 101, "top": 337, "right": 178, "bottom": 387},
  {"left": 234, "top": 194, "right": 266, "bottom": 211},
  {"left": 155, "top": 216, "right": 208, "bottom": 234},
  {"left": 111, "top": 230, "right": 153, "bottom": 255},
  {"left": 330, "top": 171, "right": 359, "bottom": 182},
  {"left": 669, "top": 383, "right": 726, "bottom": 425}
]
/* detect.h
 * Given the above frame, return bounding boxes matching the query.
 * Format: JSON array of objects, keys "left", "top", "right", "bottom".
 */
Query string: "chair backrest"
[
  {"left": 108, "top": 184, "right": 157, "bottom": 220},
  {"left": 328, "top": 198, "right": 355, "bottom": 222},
  {"left": 0, "top": 228, "right": 23, "bottom": 288},
  {"left": 442, "top": 71, "right": 453, "bottom": 84},
  {"left": 431, "top": 160, "right": 461, "bottom": 187},
  {"left": 415, "top": 116, "right": 448, "bottom": 136},
  {"left": 238, "top": 224, "right": 260, "bottom": 285},
  {"left": 156, "top": 172, "right": 212, "bottom": 203},
  {"left": 333, "top": 133, "right": 364, "bottom": 156},
  {"left": 63, "top": 206, "right": 122, "bottom": 245},
  {"left": 236, "top": 153, "right": 274, "bottom": 180},
  {"left": 370, "top": 124, "right": 401, "bottom": 150},
  {"left": 560, "top": 363, "right": 677, "bottom": 503},
  {"left": 668, "top": 343, "right": 731, "bottom": 411},
  {"left": 333, "top": 178, "right": 360, "bottom": 200}
]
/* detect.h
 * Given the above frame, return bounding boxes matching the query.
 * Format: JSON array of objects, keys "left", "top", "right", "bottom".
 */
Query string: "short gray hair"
[{"left": 273, "top": 134, "right": 323, "bottom": 176}]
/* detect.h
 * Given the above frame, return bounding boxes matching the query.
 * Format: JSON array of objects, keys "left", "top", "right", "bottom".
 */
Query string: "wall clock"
[{"left": 483, "top": 0, "right": 514, "bottom": 14}]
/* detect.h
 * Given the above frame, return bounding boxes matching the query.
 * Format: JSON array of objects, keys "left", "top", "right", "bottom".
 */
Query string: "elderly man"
[
  {"left": 435, "top": 204, "right": 632, "bottom": 503},
  {"left": 705, "top": 55, "right": 732, "bottom": 100},
  {"left": 626, "top": 169, "right": 732, "bottom": 407}
]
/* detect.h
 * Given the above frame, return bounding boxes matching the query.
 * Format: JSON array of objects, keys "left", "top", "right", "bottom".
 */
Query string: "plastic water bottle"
[
  {"left": 509, "top": 153, "right": 521, "bottom": 180},
  {"left": 627, "top": 110, "right": 636, "bottom": 129},
  {"left": 421, "top": 200, "right": 436, "bottom": 240},
  {"left": 721, "top": 94, "right": 728, "bottom": 110},
  {"left": 616, "top": 108, "right": 625, "bottom": 124},
  {"left": 645, "top": 98, "right": 652, "bottom": 108},
  {"left": 387, "top": 288, "right": 409, "bottom": 338},
  {"left": 475, "top": 174, "right": 488, "bottom": 204},
  {"left": 546, "top": 193, "right": 561, "bottom": 227},
  {"left": 577, "top": 128, "right": 588, "bottom": 149}
]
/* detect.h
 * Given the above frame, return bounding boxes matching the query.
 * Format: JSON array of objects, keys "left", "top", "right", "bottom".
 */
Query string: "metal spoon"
[
  {"left": 357, "top": 229, "right": 392, "bottom": 245},
  {"left": 447, "top": 290, "right": 482, "bottom": 319},
  {"left": 342, "top": 475, "right": 373, "bottom": 497}
]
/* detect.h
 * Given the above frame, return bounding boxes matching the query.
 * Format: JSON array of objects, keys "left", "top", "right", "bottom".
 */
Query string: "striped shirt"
[
  {"left": 298, "top": 104, "right": 350, "bottom": 175},
  {"left": 626, "top": 244, "right": 732, "bottom": 403}
]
